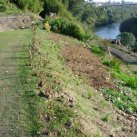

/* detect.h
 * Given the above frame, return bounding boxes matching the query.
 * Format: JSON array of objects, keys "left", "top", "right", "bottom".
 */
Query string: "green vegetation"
[
  {"left": 101, "top": 113, "right": 110, "bottom": 122},
  {"left": 67, "top": 1, "right": 109, "bottom": 29},
  {"left": 120, "top": 18, "right": 137, "bottom": 38},
  {"left": 87, "top": 90, "right": 93, "bottom": 99},
  {"left": 101, "top": 57, "right": 137, "bottom": 115},
  {"left": 1, "top": 0, "right": 137, "bottom": 136},
  {"left": 119, "top": 18, "right": 137, "bottom": 51},
  {"left": 41, "top": 0, "right": 73, "bottom": 20},
  {"left": 66, "top": 1, "right": 137, "bottom": 29},
  {"left": 0, "top": 30, "right": 42, "bottom": 136},
  {"left": 112, "top": 70, "right": 137, "bottom": 89},
  {"left": 90, "top": 45, "right": 104, "bottom": 56},
  {"left": 30, "top": 29, "right": 84, "bottom": 136},
  {"left": 117, "top": 32, "right": 136, "bottom": 50},
  {"left": 102, "top": 58, "right": 121, "bottom": 70},
  {"left": 0, "top": 0, "right": 21, "bottom": 14},
  {"left": 102, "top": 88, "right": 137, "bottom": 115},
  {"left": 10, "top": 0, "right": 42, "bottom": 13},
  {"left": 46, "top": 18, "right": 91, "bottom": 41},
  {"left": 106, "top": 5, "right": 137, "bottom": 23}
]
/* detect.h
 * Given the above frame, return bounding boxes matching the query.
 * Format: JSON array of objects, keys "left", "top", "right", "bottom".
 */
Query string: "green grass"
[
  {"left": 0, "top": 30, "right": 43, "bottom": 136},
  {"left": 90, "top": 45, "right": 104, "bottom": 56},
  {"left": 101, "top": 64, "right": 137, "bottom": 115},
  {"left": 101, "top": 113, "right": 110, "bottom": 122},
  {"left": 30, "top": 29, "right": 84, "bottom": 136},
  {"left": 87, "top": 90, "right": 93, "bottom": 99},
  {"left": 17, "top": 49, "right": 42, "bottom": 136},
  {"left": 102, "top": 58, "right": 121, "bottom": 70},
  {"left": 111, "top": 68, "right": 137, "bottom": 89}
]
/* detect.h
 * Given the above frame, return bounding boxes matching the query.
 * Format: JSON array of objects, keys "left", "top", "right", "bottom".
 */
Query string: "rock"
[
  {"left": 45, "top": 91, "right": 52, "bottom": 99},
  {"left": 41, "top": 129, "right": 49, "bottom": 136},
  {"left": 56, "top": 93, "right": 76, "bottom": 107},
  {"left": 69, "top": 98, "right": 74, "bottom": 103},
  {"left": 65, "top": 121, "right": 72, "bottom": 129},
  {"left": 44, "top": 114, "right": 50, "bottom": 122},
  {"left": 38, "top": 81, "right": 42, "bottom": 88},
  {"left": 127, "top": 115, "right": 135, "bottom": 122},
  {"left": 69, "top": 103, "right": 74, "bottom": 107}
]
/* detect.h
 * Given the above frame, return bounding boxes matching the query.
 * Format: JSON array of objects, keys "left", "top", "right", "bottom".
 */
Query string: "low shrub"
[
  {"left": 101, "top": 113, "right": 110, "bottom": 122},
  {"left": 46, "top": 18, "right": 92, "bottom": 41},
  {"left": 102, "top": 59, "right": 121, "bottom": 70},
  {"left": 90, "top": 45, "right": 104, "bottom": 56},
  {"left": 102, "top": 88, "right": 137, "bottom": 114},
  {"left": 36, "top": 20, "right": 44, "bottom": 29}
]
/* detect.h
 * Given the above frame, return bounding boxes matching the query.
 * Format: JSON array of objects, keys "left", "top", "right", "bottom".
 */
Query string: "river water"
[{"left": 95, "top": 23, "right": 121, "bottom": 39}]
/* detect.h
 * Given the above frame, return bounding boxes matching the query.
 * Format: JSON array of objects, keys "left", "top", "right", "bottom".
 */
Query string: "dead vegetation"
[{"left": 61, "top": 45, "right": 116, "bottom": 90}]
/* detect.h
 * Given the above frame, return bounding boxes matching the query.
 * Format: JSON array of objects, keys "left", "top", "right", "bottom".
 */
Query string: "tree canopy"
[{"left": 117, "top": 32, "right": 136, "bottom": 50}]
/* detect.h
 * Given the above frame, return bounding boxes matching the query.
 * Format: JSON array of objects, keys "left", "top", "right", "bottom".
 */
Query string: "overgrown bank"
[{"left": 28, "top": 28, "right": 137, "bottom": 137}]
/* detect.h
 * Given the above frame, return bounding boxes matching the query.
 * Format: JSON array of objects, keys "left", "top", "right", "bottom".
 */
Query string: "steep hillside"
[
  {"left": 0, "top": 1, "right": 137, "bottom": 137},
  {"left": 29, "top": 29, "right": 137, "bottom": 137}
]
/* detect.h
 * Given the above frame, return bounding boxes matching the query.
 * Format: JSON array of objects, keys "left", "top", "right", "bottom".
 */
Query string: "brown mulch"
[{"left": 61, "top": 45, "right": 115, "bottom": 90}]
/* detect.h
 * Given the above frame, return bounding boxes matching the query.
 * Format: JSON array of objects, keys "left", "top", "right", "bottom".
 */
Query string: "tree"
[
  {"left": 10, "top": 0, "right": 43, "bottom": 13},
  {"left": 120, "top": 18, "right": 137, "bottom": 38},
  {"left": 117, "top": 32, "right": 136, "bottom": 50}
]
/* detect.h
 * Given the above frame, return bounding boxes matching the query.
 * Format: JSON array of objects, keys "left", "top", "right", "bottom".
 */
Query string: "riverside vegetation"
[{"left": 0, "top": 0, "right": 137, "bottom": 137}]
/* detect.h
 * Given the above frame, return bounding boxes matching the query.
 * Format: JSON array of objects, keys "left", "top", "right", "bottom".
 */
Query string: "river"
[{"left": 95, "top": 23, "right": 121, "bottom": 39}]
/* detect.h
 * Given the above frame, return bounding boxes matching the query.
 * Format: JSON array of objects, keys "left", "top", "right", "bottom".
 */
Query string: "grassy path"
[{"left": 0, "top": 30, "right": 39, "bottom": 137}]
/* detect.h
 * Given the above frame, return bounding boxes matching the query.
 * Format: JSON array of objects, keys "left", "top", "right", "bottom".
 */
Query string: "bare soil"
[{"left": 61, "top": 45, "right": 116, "bottom": 90}]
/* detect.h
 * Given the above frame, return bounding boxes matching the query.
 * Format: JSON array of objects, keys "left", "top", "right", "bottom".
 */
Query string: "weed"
[
  {"left": 87, "top": 90, "right": 93, "bottom": 99},
  {"left": 111, "top": 69, "right": 137, "bottom": 89},
  {"left": 102, "top": 58, "right": 121, "bottom": 70},
  {"left": 101, "top": 113, "right": 110, "bottom": 122},
  {"left": 90, "top": 45, "right": 104, "bottom": 56},
  {"left": 102, "top": 88, "right": 137, "bottom": 115},
  {"left": 94, "top": 131, "right": 101, "bottom": 137}
]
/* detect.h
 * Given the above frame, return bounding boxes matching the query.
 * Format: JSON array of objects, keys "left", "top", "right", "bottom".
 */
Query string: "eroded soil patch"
[{"left": 61, "top": 45, "right": 115, "bottom": 90}]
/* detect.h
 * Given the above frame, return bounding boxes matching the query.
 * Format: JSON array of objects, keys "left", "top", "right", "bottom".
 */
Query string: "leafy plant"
[
  {"left": 87, "top": 90, "right": 93, "bottom": 99},
  {"left": 101, "top": 113, "right": 110, "bottom": 122},
  {"left": 11, "top": 0, "right": 43, "bottom": 13},
  {"left": 102, "top": 88, "right": 137, "bottom": 115},
  {"left": 90, "top": 45, "right": 104, "bottom": 56},
  {"left": 117, "top": 32, "right": 136, "bottom": 50},
  {"left": 102, "top": 59, "right": 121, "bottom": 70},
  {"left": 48, "top": 18, "right": 91, "bottom": 41}
]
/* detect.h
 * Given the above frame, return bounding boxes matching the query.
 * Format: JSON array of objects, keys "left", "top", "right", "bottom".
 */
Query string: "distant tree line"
[
  {"left": 118, "top": 18, "right": 137, "bottom": 52},
  {"left": 7, "top": 0, "right": 137, "bottom": 29}
]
